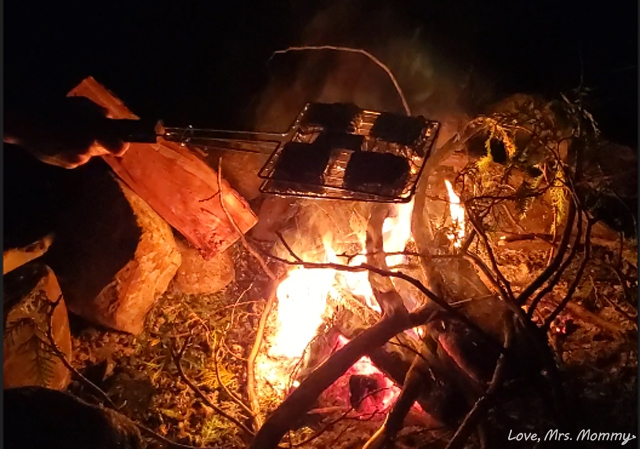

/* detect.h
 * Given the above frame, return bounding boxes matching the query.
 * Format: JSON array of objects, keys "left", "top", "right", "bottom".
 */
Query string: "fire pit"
[{"left": 4, "top": 84, "right": 637, "bottom": 449}]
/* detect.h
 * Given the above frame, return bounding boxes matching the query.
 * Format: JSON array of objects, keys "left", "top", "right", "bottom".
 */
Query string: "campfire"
[
  {"left": 4, "top": 76, "right": 637, "bottom": 449},
  {"left": 257, "top": 199, "right": 418, "bottom": 408}
]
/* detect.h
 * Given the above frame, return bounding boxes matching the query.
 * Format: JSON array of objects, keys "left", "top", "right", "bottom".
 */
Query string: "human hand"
[{"left": 5, "top": 96, "right": 131, "bottom": 169}]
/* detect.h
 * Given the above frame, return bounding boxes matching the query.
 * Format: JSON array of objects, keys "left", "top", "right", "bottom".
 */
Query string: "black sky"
[{"left": 4, "top": 0, "right": 638, "bottom": 146}]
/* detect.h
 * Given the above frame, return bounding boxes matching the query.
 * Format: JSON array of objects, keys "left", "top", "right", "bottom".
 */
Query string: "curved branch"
[
  {"left": 543, "top": 220, "right": 594, "bottom": 330},
  {"left": 516, "top": 199, "right": 577, "bottom": 306}
]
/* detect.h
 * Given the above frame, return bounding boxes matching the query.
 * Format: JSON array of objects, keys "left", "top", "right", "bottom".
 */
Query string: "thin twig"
[
  {"left": 527, "top": 210, "right": 584, "bottom": 318},
  {"left": 517, "top": 199, "right": 577, "bottom": 306},
  {"left": 218, "top": 158, "right": 279, "bottom": 428},
  {"left": 213, "top": 333, "right": 256, "bottom": 419},
  {"left": 265, "top": 241, "right": 506, "bottom": 355},
  {"left": 292, "top": 387, "right": 395, "bottom": 448},
  {"left": 269, "top": 46, "right": 411, "bottom": 116},
  {"left": 466, "top": 210, "right": 515, "bottom": 303},
  {"left": 246, "top": 289, "right": 277, "bottom": 430},
  {"left": 46, "top": 298, "right": 211, "bottom": 449},
  {"left": 171, "top": 338, "right": 255, "bottom": 437},
  {"left": 276, "top": 231, "right": 302, "bottom": 262},
  {"left": 44, "top": 295, "right": 118, "bottom": 409}
]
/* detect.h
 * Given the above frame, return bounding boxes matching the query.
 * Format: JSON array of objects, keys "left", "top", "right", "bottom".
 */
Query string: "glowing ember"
[
  {"left": 444, "top": 180, "right": 466, "bottom": 248},
  {"left": 337, "top": 335, "right": 401, "bottom": 414}
]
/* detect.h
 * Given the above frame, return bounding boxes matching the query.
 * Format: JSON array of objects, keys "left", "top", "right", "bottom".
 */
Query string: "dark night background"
[
  {"left": 2, "top": 0, "right": 638, "bottom": 248},
  {"left": 4, "top": 0, "right": 638, "bottom": 145}
]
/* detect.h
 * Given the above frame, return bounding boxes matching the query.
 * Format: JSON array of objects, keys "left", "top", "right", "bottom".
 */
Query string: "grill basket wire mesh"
[{"left": 258, "top": 103, "right": 440, "bottom": 203}]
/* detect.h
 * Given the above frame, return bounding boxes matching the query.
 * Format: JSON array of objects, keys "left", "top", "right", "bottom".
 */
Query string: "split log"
[
  {"left": 4, "top": 263, "right": 72, "bottom": 390},
  {"left": 67, "top": 76, "right": 258, "bottom": 260}
]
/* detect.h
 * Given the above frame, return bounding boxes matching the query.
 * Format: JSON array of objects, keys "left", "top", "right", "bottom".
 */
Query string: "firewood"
[{"left": 67, "top": 77, "right": 258, "bottom": 260}]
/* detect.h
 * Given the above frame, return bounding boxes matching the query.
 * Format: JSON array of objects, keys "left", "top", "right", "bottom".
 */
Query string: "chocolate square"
[
  {"left": 272, "top": 142, "right": 331, "bottom": 185},
  {"left": 344, "top": 152, "right": 410, "bottom": 196}
]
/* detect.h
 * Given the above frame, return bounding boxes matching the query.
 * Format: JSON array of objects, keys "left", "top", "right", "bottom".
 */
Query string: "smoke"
[{"left": 250, "top": 0, "right": 494, "bottom": 144}]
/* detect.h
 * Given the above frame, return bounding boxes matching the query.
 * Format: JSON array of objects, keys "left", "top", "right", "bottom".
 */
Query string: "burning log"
[
  {"left": 248, "top": 307, "right": 436, "bottom": 449},
  {"left": 67, "top": 77, "right": 258, "bottom": 260}
]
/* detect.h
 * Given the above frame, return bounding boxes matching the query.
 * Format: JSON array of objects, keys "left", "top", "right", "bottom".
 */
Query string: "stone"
[
  {"left": 42, "top": 162, "right": 181, "bottom": 335},
  {"left": 172, "top": 236, "right": 235, "bottom": 296},
  {"left": 4, "top": 262, "right": 72, "bottom": 390},
  {"left": 72, "top": 178, "right": 181, "bottom": 334},
  {"left": 4, "top": 386, "right": 144, "bottom": 449}
]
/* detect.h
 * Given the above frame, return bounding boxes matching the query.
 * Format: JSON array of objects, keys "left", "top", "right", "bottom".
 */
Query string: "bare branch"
[
  {"left": 543, "top": 220, "right": 594, "bottom": 331},
  {"left": 527, "top": 211, "right": 584, "bottom": 317},
  {"left": 265, "top": 240, "right": 506, "bottom": 355},
  {"left": 246, "top": 289, "right": 278, "bottom": 430},
  {"left": 247, "top": 306, "right": 438, "bottom": 449},
  {"left": 517, "top": 199, "right": 577, "bottom": 306},
  {"left": 171, "top": 339, "right": 255, "bottom": 437},
  {"left": 444, "top": 319, "right": 514, "bottom": 449}
]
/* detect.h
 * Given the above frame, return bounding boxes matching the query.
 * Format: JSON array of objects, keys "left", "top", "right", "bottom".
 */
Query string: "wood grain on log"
[{"left": 67, "top": 77, "right": 258, "bottom": 260}]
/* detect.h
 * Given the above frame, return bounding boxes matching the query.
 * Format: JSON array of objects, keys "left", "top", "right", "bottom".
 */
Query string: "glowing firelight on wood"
[{"left": 444, "top": 180, "right": 465, "bottom": 248}]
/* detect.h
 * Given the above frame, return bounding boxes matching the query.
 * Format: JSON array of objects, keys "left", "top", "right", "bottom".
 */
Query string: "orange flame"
[{"left": 262, "top": 201, "right": 418, "bottom": 400}]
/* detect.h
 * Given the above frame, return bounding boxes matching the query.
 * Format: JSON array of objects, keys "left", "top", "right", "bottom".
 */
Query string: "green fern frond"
[
  {"left": 34, "top": 336, "right": 57, "bottom": 387},
  {"left": 15, "top": 333, "right": 57, "bottom": 387},
  {"left": 477, "top": 154, "right": 494, "bottom": 172},
  {"left": 549, "top": 168, "right": 570, "bottom": 235}
]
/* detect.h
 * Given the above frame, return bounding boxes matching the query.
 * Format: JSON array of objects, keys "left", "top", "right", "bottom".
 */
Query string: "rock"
[
  {"left": 4, "top": 386, "right": 145, "bottom": 449},
  {"left": 42, "top": 162, "right": 181, "bottom": 335},
  {"left": 172, "top": 236, "right": 235, "bottom": 295},
  {"left": 77, "top": 179, "right": 181, "bottom": 334},
  {"left": 3, "top": 263, "right": 72, "bottom": 390},
  {"left": 3, "top": 234, "right": 54, "bottom": 275}
]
